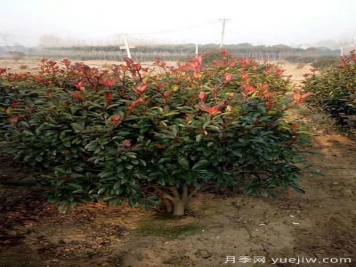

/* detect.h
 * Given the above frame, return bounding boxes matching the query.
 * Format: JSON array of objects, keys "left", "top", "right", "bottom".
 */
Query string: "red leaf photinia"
[
  {"left": 69, "top": 91, "right": 83, "bottom": 101},
  {"left": 124, "top": 57, "right": 134, "bottom": 67},
  {"left": 128, "top": 99, "right": 144, "bottom": 111},
  {"left": 105, "top": 91, "right": 113, "bottom": 105},
  {"left": 242, "top": 84, "right": 256, "bottom": 96},
  {"left": 10, "top": 102, "right": 19, "bottom": 108},
  {"left": 198, "top": 91, "right": 207, "bottom": 102},
  {"left": 132, "top": 63, "right": 142, "bottom": 71},
  {"left": 123, "top": 139, "right": 132, "bottom": 147},
  {"left": 74, "top": 80, "right": 86, "bottom": 91},
  {"left": 133, "top": 83, "right": 149, "bottom": 95},
  {"left": 0, "top": 68, "right": 8, "bottom": 75},
  {"left": 221, "top": 50, "right": 228, "bottom": 57},
  {"left": 111, "top": 115, "right": 122, "bottom": 126},
  {"left": 225, "top": 73, "right": 233, "bottom": 82},
  {"left": 197, "top": 102, "right": 222, "bottom": 116},
  {"left": 263, "top": 91, "right": 274, "bottom": 101},
  {"left": 102, "top": 79, "right": 117, "bottom": 89},
  {"left": 293, "top": 91, "right": 313, "bottom": 104},
  {"left": 61, "top": 58, "right": 71, "bottom": 67},
  {"left": 241, "top": 72, "right": 249, "bottom": 83}
]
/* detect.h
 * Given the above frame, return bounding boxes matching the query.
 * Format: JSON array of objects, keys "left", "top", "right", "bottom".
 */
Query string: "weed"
[{"left": 137, "top": 222, "right": 203, "bottom": 239}]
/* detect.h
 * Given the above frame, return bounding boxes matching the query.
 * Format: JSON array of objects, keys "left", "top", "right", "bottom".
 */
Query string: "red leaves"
[
  {"left": 154, "top": 57, "right": 167, "bottom": 68},
  {"left": 293, "top": 91, "right": 313, "bottom": 104},
  {"left": 197, "top": 102, "right": 223, "bottom": 116},
  {"left": 260, "top": 83, "right": 269, "bottom": 91},
  {"left": 105, "top": 91, "right": 113, "bottom": 105},
  {"left": 221, "top": 50, "right": 228, "bottom": 57},
  {"left": 241, "top": 72, "right": 250, "bottom": 83},
  {"left": 242, "top": 84, "right": 256, "bottom": 96},
  {"left": 122, "top": 139, "right": 132, "bottom": 147},
  {"left": 264, "top": 64, "right": 284, "bottom": 77},
  {"left": 39, "top": 58, "right": 59, "bottom": 75},
  {"left": 199, "top": 91, "right": 207, "bottom": 102},
  {"left": 263, "top": 91, "right": 275, "bottom": 110},
  {"left": 196, "top": 54, "right": 203, "bottom": 66},
  {"left": 69, "top": 91, "right": 84, "bottom": 102},
  {"left": 239, "top": 58, "right": 254, "bottom": 69},
  {"left": 61, "top": 58, "right": 71, "bottom": 68},
  {"left": 32, "top": 75, "right": 51, "bottom": 87},
  {"left": 32, "top": 75, "right": 44, "bottom": 83},
  {"left": 275, "top": 68, "right": 284, "bottom": 77},
  {"left": 351, "top": 50, "right": 356, "bottom": 63},
  {"left": 225, "top": 73, "right": 233, "bottom": 82},
  {"left": 128, "top": 98, "right": 144, "bottom": 111},
  {"left": 124, "top": 57, "right": 134, "bottom": 67},
  {"left": 180, "top": 55, "right": 203, "bottom": 76},
  {"left": 74, "top": 80, "right": 86, "bottom": 91},
  {"left": 133, "top": 83, "right": 149, "bottom": 95},
  {"left": 101, "top": 79, "right": 117, "bottom": 89},
  {"left": 189, "top": 61, "right": 202, "bottom": 73},
  {"left": 263, "top": 91, "right": 274, "bottom": 100},
  {"left": 0, "top": 68, "right": 8, "bottom": 76},
  {"left": 111, "top": 115, "right": 122, "bottom": 126},
  {"left": 340, "top": 55, "right": 350, "bottom": 68},
  {"left": 214, "top": 60, "right": 225, "bottom": 68},
  {"left": 10, "top": 102, "right": 19, "bottom": 108},
  {"left": 122, "top": 58, "right": 145, "bottom": 79},
  {"left": 310, "top": 68, "right": 318, "bottom": 74}
]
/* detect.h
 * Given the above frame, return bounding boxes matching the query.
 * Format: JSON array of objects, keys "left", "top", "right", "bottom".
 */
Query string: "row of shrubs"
[
  {"left": 285, "top": 55, "right": 341, "bottom": 70},
  {"left": 303, "top": 51, "right": 356, "bottom": 131},
  {"left": 0, "top": 51, "right": 312, "bottom": 215}
]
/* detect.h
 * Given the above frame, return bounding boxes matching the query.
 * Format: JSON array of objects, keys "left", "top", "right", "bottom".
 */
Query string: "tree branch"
[
  {"left": 182, "top": 184, "right": 188, "bottom": 201},
  {"left": 162, "top": 193, "right": 176, "bottom": 203},
  {"left": 153, "top": 186, "right": 176, "bottom": 202},
  {"left": 187, "top": 188, "right": 199, "bottom": 201},
  {"left": 169, "top": 185, "right": 180, "bottom": 199}
]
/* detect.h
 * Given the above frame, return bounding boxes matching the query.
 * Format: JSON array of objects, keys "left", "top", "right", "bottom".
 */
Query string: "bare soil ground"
[{"left": 0, "top": 59, "right": 355, "bottom": 267}]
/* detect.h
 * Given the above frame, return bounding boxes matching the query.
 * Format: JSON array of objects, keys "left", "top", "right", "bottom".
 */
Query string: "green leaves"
[
  {"left": 192, "top": 160, "right": 209, "bottom": 170},
  {"left": 71, "top": 122, "right": 85, "bottom": 132},
  {"left": 304, "top": 51, "right": 356, "bottom": 131},
  {"left": 0, "top": 52, "right": 312, "bottom": 214}
]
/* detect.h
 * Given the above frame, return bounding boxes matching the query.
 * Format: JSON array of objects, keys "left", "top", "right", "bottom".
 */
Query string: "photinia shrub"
[
  {"left": 0, "top": 52, "right": 312, "bottom": 215},
  {"left": 303, "top": 50, "right": 356, "bottom": 131}
]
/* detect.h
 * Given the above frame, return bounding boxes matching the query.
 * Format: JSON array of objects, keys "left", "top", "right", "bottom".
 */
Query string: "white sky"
[{"left": 0, "top": 0, "right": 355, "bottom": 47}]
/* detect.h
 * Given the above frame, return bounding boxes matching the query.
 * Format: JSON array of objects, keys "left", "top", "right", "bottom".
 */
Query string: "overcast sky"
[{"left": 0, "top": 0, "right": 355, "bottom": 47}]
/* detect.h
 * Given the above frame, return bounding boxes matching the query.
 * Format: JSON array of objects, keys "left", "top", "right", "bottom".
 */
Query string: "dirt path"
[{"left": 0, "top": 61, "right": 355, "bottom": 267}]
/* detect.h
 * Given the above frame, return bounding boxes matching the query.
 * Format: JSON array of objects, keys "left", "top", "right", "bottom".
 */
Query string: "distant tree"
[
  {"left": 339, "top": 32, "right": 356, "bottom": 56},
  {"left": 0, "top": 31, "right": 12, "bottom": 50}
]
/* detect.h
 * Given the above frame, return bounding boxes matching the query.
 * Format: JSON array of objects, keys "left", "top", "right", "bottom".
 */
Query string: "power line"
[{"left": 127, "top": 20, "right": 218, "bottom": 36}]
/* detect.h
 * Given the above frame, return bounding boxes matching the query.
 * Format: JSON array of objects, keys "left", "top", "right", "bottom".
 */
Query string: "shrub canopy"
[
  {"left": 304, "top": 50, "right": 356, "bottom": 131},
  {"left": 0, "top": 52, "right": 312, "bottom": 215}
]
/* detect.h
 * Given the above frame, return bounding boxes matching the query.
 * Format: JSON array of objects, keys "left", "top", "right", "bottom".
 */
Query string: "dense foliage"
[
  {"left": 0, "top": 52, "right": 312, "bottom": 215},
  {"left": 303, "top": 51, "right": 356, "bottom": 131},
  {"left": 42, "top": 43, "right": 338, "bottom": 57},
  {"left": 311, "top": 56, "right": 341, "bottom": 70}
]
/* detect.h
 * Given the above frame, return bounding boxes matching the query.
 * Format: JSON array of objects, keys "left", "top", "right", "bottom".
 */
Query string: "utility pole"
[
  {"left": 123, "top": 33, "right": 131, "bottom": 59},
  {"left": 119, "top": 34, "right": 135, "bottom": 59},
  {"left": 219, "top": 19, "right": 230, "bottom": 48}
]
